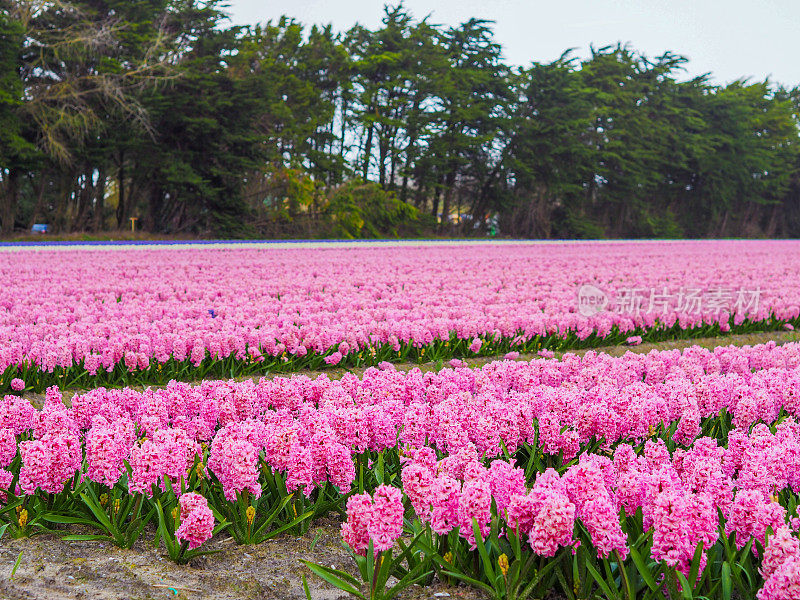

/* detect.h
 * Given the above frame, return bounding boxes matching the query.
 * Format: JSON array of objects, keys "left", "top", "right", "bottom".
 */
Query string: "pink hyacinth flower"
[{"left": 175, "top": 493, "right": 215, "bottom": 549}]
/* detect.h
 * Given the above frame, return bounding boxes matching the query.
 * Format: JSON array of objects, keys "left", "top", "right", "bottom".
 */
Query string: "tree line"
[{"left": 1, "top": 0, "right": 799, "bottom": 239}]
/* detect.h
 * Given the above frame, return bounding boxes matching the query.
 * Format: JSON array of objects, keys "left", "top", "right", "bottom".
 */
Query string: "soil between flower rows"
[{"left": 0, "top": 520, "right": 486, "bottom": 600}]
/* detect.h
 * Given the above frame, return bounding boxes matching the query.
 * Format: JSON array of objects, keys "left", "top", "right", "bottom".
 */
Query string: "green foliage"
[
  {"left": 252, "top": 166, "right": 318, "bottom": 222},
  {"left": 0, "top": 11, "right": 31, "bottom": 166},
  {"left": 2, "top": 4, "right": 800, "bottom": 239},
  {"left": 325, "top": 181, "right": 425, "bottom": 238},
  {"left": 203, "top": 479, "right": 314, "bottom": 545},
  {"left": 301, "top": 533, "right": 433, "bottom": 600},
  {"left": 42, "top": 485, "right": 153, "bottom": 548}
]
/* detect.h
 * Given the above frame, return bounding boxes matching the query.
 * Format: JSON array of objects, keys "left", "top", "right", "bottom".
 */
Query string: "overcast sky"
[{"left": 224, "top": 0, "right": 799, "bottom": 87}]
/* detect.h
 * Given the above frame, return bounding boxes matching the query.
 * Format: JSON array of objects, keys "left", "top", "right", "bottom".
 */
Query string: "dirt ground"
[
  {"left": 4, "top": 329, "right": 798, "bottom": 599},
  {"left": 0, "top": 519, "right": 486, "bottom": 600}
]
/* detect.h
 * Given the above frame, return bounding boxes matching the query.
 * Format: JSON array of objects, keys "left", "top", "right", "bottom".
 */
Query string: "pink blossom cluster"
[
  {"left": 759, "top": 527, "right": 800, "bottom": 600},
  {"left": 401, "top": 427, "right": 800, "bottom": 581},
  {"left": 509, "top": 468, "right": 576, "bottom": 557},
  {"left": 402, "top": 446, "right": 617, "bottom": 560},
  {"left": 85, "top": 415, "right": 136, "bottom": 487},
  {"left": 208, "top": 422, "right": 265, "bottom": 501},
  {"left": 17, "top": 387, "right": 81, "bottom": 494},
  {"left": 341, "top": 484, "right": 404, "bottom": 555},
  {"left": 4, "top": 241, "right": 800, "bottom": 377},
  {"left": 128, "top": 427, "right": 200, "bottom": 497},
  {"left": 175, "top": 492, "right": 215, "bottom": 549}
]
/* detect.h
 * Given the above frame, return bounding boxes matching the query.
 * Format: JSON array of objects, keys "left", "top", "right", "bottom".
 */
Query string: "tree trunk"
[
  {"left": 715, "top": 208, "right": 729, "bottom": 237},
  {"left": 378, "top": 134, "right": 388, "bottom": 186},
  {"left": 431, "top": 185, "right": 442, "bottom": 219},
  {"left": 362, "top": 119, "right": 374, "bottom": 181},
  {"left": 339, "top": 96, "right": 348, "bottom": 182},
  {"left": 388, "top": 136, "right": 397, "bottom": 189},
  {"left": 765, "top": 204, "right": 780, "bottom": 238},
  {"left": 1, "top": 169, "right": 19, "bottom": 235},
  {"left": 116, "top": 153, "right": 126, "bottom": 228},
  {"left": 439, "top": 171, "right": 456, "bottom": 232},
  {"left": 28, "top": 172, "right": 48, "bottom": 229},
  {"left": 94, "top": 168, "right": 106, "bottom": 232},
  {"left": 147, "top": 185, "right": 161, "bottom": 232},
  {"left": 53, "top": 173, "right": 71, "bottom": 233},
  {"left": 73, "top": 171, "right": 93, "bottom": 231},
  {"left": 414, "top": 182, "right": 426, "bottom": 209},
  {"left": 401, "top": 93, "right": 421, "bottom": 203}
]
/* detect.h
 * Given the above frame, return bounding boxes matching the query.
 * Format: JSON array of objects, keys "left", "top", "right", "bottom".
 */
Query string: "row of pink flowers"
[
  {"left": 397, "top": 423, "right": 800, "bottom": 573},
  {"left": 343, "top": 423, "right": 800, "bottom": 597},
  {"left": 1, "top": 341, "right": 799, "bottom": 503},
  {"left": 4, "top": 241, "right": 800, "bottom": 375}
]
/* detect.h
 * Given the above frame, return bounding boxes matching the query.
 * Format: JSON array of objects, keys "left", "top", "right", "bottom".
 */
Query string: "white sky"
[{"left": 223, "top": 0, "right": 800, "bottom": 87}]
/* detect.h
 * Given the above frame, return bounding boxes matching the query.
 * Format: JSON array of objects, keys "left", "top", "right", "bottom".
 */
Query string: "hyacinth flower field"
[
  {"left": 3, "top": 241, "right": 800, "bottom": 600},
  {"left": 3, "top": 240, "right": 800, "bottom": 395}
]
